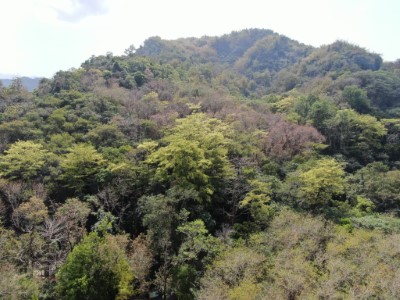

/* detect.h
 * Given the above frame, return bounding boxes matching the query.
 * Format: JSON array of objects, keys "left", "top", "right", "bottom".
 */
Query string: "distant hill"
[
  {"left": 132, "top": 29, "right": 388, "bottom": 96},
  {"left": 0, "top": 76, "right": 42, "bottom": 91},
  {"left": 135, "top": 29, "right": 312, "bottom": 74}
]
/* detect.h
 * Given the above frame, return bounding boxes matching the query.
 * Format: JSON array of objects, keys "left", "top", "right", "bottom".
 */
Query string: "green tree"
[
  {"left": 0, "top": 141, "right": 50, "bottom": 181},
  {"left": 309, "top": 99, "right": 337, "bottom": 133},
  {"left": 240, "top": 179, "right": 272, "bottom": 226},
  {"left": 138, "top": 190, "right": 214, "bottom": 299},
  {"left": 284, "top": 158, "right": 345, "bottom": 210},
  {"left": 145, "top": 113, "right": 232, "bottom": 199},
  {"left": 342, "top": 85, "right": 371, "bottom": 113},
  {"left": 176, "top": 219, "right": 219, "bottom": 262},
  {"left": 294, "top": 95, "right": 318, "bottom": 124},
  {"left": 56, "top": 232, "right": 134, "bottom": 300},
  {"left": 148, "top": 139, "right": 212, "bottom": 195},
  {"left": 59, "top": 144, "right": 107, "bottom": 194},
  {"left": 48, "top": 133, "right": 75, "bottom": 154},
  {"left": 349, "top": 163, "right": 400, "bottom": 211},
  {"left": 138, "top": 193, "right": 179, "bottom": 299},
  {"left": 172, "top": 220, "right": 220, "bottom": 299},
  {"left": 325, "top": 109, "right": 386, "bottom": 164},
  {"left": 86, "top": 123, "right": 126, "bottom": 148}
]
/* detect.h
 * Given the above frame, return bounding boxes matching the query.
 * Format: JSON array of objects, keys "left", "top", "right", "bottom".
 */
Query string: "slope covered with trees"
[{"left": 1, "top": 29, "right": 400, "bottom": 299}]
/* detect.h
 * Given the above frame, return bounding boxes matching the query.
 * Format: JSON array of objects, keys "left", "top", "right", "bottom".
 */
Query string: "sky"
[{"left": 1, "top": 0, "right": 399, "bottom": 78}]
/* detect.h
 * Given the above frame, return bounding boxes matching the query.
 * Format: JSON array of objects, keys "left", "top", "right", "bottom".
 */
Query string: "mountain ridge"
[{"left": 80, "top": 29, "right": 398, "bottom": 107}]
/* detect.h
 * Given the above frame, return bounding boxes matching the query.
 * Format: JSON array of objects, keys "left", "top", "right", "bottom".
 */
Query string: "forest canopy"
[{"left": 1, "top": 29, "right": 400, "bottom": 299}]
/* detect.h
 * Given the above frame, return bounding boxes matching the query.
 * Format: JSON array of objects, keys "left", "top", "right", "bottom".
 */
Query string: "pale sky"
[{"left": 1, "top": 0, "right": 399, "bottom": 78}]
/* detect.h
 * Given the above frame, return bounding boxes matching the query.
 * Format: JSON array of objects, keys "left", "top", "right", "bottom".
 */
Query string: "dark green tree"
[
  {"left": 342, "top": 85, "right": 371, "bottom": 113},
  {"left": 56, "top": 232, "right": 134, "bottom": 300}
]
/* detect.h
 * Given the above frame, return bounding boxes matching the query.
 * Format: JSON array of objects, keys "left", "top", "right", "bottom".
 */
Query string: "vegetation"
[{"left": 0, "top": 28, "right": 400, "bottom": 299}]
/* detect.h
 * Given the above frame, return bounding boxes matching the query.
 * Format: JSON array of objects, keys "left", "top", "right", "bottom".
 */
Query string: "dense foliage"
[{"left": 1, "top": 29, "right": 400, "bottom": 299}]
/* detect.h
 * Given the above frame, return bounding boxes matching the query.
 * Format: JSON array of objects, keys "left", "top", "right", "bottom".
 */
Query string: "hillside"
[{"left": 1, "top": 29, "right": 400, "bottom": 299}]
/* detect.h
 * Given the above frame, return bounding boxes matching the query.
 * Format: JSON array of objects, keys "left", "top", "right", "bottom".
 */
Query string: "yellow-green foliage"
[
  {"left": 145, "top": 113, "right": 233, "bottom": 199},
  {"left": 60, "top": 143, "right": 107, "bottom": 192},
  {"left": 200, "top": 209, "right": 400, "bottom": 299},
  {"left": 0, "top": 141, "right": 50, "bottom": 180},
  {"left": 297, "top": 158, "right": 345, "bottom": 207},
  {"left": 271, "top": 96, "right": 296, "bottom": 113},
  {"left": 240, "top": 179, "right": 272, "bottom": 225},
  {"left": 198, "top": 247, "right": 267, "bottom": 300}
]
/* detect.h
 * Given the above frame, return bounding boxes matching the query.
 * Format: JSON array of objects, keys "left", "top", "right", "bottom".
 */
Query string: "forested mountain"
[{"left": 1, "top": 29, "right": 400, "bottom": 299}]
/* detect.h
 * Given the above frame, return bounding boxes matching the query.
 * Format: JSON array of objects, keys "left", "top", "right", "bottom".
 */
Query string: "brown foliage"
[
  {"left": 128, "top": 234, "right": 154, "bottom": 293},
  {"left": 263, "top": 120, "right": 325, "bottom": 160}
]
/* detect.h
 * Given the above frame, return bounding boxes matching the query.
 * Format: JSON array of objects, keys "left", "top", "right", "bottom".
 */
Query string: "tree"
[
  {"left": 0, "top": 120, "right": 38, "bottom": 152},
  {"left": 259, "top": 209, "right": 331, "bottom": 299},
  {"left": 240, "top": 179, "right": 273, "bottom": 226},
  {"left": 355, "top": 70, "right": 400, "bottom": 109},
  {"left": 0, "top": 141, "right": 50, "bottom": 181},
  {"left": 148, "top": 139, "right": 212, "bottom": 195},
  {"left": 342, "top": 85, "right": 371, "bottom": 113},
  {"left": 127, "top": 234, "right": 154, "bottom": 293},
  {"left": 138, "top": 193, "right": 178, "bottom": 251},
  {"left": 86, "top": 123, "right": 126, "bottom": 148},
  {"left": 319, "top": 227, "right": 400, "bottom": 299},
  {"left": 145, "top": 113, "right": 232, "bottom": 199},
  {"left": 124, "top": 45, "right": 136, "bottom": 57},
  {"left": 138, "top": 193, "right": 178, "bottom": 298},
  {"left": 308, "top": 99, "right": 337, "bottom": 134},
  {"left": 54, "top": 198, "right": 91, "bottom": 250},
  {"left": 56, "top": 232, "right": 134, "bottom": 300},
  {"left": 0, "top": 263, "right": 39, "bottom": 300},
  {"left": 284, "top": 158, "right": 345, "bottom": 210},
  {"left": 138, "top": 189, "right": 217, "bottom": 299},
  {"left": 263, "top": 120, "right": 324, "bottom": 161},
  {"left": 198, "top": 246, "right": 267, "bottom": 300},
  {"left": 349, "top": 163, "right": 400, "bottom": 211},
  {"left": 40, "top": 199, "right": 91, "bottom": 278},
  {"left": 12, "top": 196, "right": 47, "bottom": 233},
  {"left": 59, "top": 144, "right": 107, "bottom": 194},
  {"left": 5, "top": 197, "right": 48, "bottom": 274},
  {"left": 48, "top": 133, "right": 75, "bottom": 154},
  {"left": 325, "top": 109, "right": 386, "bottom": 164},
  {"left": 172, "top": 220, "right": 220, "bottom": 299}
]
